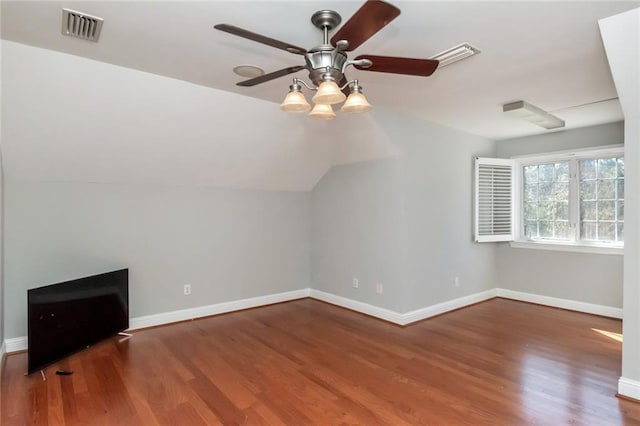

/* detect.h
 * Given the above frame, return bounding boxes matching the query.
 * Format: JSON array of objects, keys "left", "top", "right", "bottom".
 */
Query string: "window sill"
[{"left": 509, "top": 240, "right": 623, "bottom": 255}]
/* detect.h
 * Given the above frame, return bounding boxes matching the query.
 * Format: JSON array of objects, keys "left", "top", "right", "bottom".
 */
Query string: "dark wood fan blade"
[
  {"left": 331, "top": 0, "right": 401, "bottom": 52},
  {"left": 236, "top": 65, "right": 307, "bottom": 87},
  {"left": 214, "top": 24, "right": 307, "bottom": 55},
  {"left": 354, "top": 55, "right": 439, "bottom": 76}
]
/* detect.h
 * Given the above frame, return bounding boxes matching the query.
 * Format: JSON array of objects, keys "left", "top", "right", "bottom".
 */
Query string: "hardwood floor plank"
[{"left": 3, "top": 298, "right": 640, "bottom": 425}]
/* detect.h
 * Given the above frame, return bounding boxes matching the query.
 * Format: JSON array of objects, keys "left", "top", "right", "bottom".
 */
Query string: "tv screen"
[{"left": 27, "top": 268, "right": 129, "bottom": 374}]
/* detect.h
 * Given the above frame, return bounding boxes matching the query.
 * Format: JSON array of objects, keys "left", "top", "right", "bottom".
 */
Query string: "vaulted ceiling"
[{"left": 2, "top": 1, "right": 636, "bottom": 141}]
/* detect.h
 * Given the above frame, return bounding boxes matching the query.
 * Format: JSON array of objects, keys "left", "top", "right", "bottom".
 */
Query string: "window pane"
[
  {"left": 555, "top": 222, "right": 569, "bottom": 239},
  {"left": 539, "top": 181, "right": 553, "bottom": 200},
  {"left": 598, "top": 201, "right": 615, "bottom": 221},
  {"left": 554, "top": 182, "right": 569, "bottom": 200},
  {"left": 539, "top": 201, "right": 554, "bottom": 220},
  {"left": 598, "top": 223, "right": 616, "bottom": 241},
  {"left": 524, "top": 202, "right": 538, "bottom": 220},
  {"left": 598, "top": 179, "right": 615, "bottom": 199},
  {"left": 617, "top": 158, "right": 625, "bottom": 178},
  {"left": 524, "top": 221, "right": 537, "bottom": 238},
  {"left": 580, "top": 180, "right": 596, "bottom": 200},
  {"left": 555, "top": 162, "right": 569, "bottom": 181},
  {"left": 617, "top": 201, "right": 624, "bottom": 221},
  {"left": 617, "top": 179, "right": 624, "bottom": 199},
  {"left": 581, "top": 159, "right": 596, "bottom": 180},
  {"left": 539, "top": 164, "right": 554, "bottom": 181},
  {"left": 581, "top": 201, "right": 597, "bottom": 220},
  {"left": 522, "top": 161, "right": 569, "bottom": 241},
  {"left": 524, "top": 165, "right": 538, "bottom": 183},
  {"left": 581, "top": 222, "right": 597, "bottom": 240},
  {"left": 555, "top": 202, "right": 569, "bottom": 221},
  {"left": 579, "top": 156, "right": 624, "bottom": 244},
  {"left": 524, "top": 184, "right": 538, "bottom": 202},
  {"left": 598, "top": 158, "right": 617, "bottom": 179},
  {"left": 539, "top": 221, "right": 553, "bottom": 238}
]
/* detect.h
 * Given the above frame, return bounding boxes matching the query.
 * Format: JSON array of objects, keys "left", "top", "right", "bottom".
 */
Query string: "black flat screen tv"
[{"left": 27, "top": 268, "right": 129, "bottom": 374}]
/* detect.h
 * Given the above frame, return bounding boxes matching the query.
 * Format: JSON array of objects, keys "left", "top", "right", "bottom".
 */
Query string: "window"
[{"left": 474, "top": 146, "right": 624, "bottom": 253}]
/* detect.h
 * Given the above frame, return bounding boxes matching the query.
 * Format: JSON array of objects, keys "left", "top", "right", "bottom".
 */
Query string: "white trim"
[
  {"left": 618, "top": 377, "right": 640, "bottom": 401},
  {"left": 509, "top": 241, "right": 623, "bottom": 255},
  {"left": 309, "top": 289, "right": 405, "bottom": 324},
  {"left": 510, "top": 144, "right": 624, "bottom": 161},
  {"left": 0, "top": 340, "right": 6, "bottom": 362},
  {"left": 128, "top": 288, "right": 311, "bottom": 330},
  {"left": 310, "top": 288, "right": 498, "bottom": 326},
  {"left": 3, "top": 287, "right": 622, "bottom": 354},
  {"left": 496, "top": 288, "right": 622, "bottom": 318},
  {"left": 401, "top": 289, "right": 498, "bottom": 325},
  {"left": 5, "top": 336, "right": 27, "bottom": 353}
]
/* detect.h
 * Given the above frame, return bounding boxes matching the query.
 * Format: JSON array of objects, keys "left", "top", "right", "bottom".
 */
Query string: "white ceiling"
[{"left": 2, "top": 0, "right": 637, "bottom": 141}]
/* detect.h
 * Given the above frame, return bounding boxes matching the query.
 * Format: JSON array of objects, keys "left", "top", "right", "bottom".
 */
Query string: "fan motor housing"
[{"left": 305, "top": 48, "right": 347, "bottom": 84}]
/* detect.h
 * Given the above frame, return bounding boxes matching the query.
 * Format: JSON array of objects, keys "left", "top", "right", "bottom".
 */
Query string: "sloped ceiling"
[
  {"left": 2, "top": 1, "right": 635, "bottom": 139},
  {"left": 1, "top": 1, "right": 638, "bottom": 191}
]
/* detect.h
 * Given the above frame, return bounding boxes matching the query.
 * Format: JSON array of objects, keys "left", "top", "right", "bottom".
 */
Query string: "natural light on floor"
[{"left": 592, "top": 328, "right": 623, "bottom": 342}]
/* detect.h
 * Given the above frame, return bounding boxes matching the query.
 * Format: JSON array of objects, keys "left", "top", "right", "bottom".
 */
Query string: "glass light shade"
[
  {"left": 341, "top": 92, "right": 372, "bottom": 113},
  {"left": 312, "top": 80, "right": 346, "bottom": 105},
  {"left": 280, "top": 90, "right": 311, "bottom": 113},
  {"left": 308, "top": 103, "right": 336, "bottom": 120}
]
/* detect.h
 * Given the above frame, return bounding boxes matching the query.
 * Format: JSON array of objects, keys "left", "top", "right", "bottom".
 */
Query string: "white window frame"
[{"left": 511, "top": 145, "right": 624, "bottom": 255}]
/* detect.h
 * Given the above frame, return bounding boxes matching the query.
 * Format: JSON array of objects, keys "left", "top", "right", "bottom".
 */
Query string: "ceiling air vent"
[{"left": 61, "top": 8, "right": 103, "bottom": 42}]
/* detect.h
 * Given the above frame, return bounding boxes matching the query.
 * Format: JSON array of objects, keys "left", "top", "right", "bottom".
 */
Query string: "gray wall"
[
  {"left": 495, "top": 122, "right": 624, "bottom": 306},
  {"left": 600, "top": 8, "right": 640, "bottom": 390},
  {"left": 4, "top": 181, "right": 310, "bottom": 338},
  {"left": 311, "top": 112, "right": 497, "bottom": 313},
  {"left": 1, "top": 154, "right": 4, "bottom": 348}
]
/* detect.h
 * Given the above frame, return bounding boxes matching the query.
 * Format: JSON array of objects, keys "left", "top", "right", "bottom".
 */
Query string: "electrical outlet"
[
  {"left": 183, "top": 284, "right": 191, "bottom": 295},
  {"left": 455, "top": 276, "right": 460, "bottom": 287},
  {"left": 376, "top": 283, "right": 383, "bottom": 294},
  {"left": 353, "top": 278, "right": 359, "bottom": 289}
]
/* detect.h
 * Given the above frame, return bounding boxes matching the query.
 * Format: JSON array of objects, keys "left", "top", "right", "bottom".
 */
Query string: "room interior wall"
[
  {"left": 0, "top": 40, "right": 335, "bottom": 192},
  {"left": 0, "top": 40, "right": 321, "bottom": 340},
  {"left": 494, "top": 122, "right": 624, "bottom": 307},
  {"left": 4, "top": 181, "right": 310, "bottom": 339},
  {"left": 0, "top": 38, "right": 631, "bottom": 349},
  {"left": 600, "top": 7, "right": 640, "bottom": 398},
  {"left": 311, "top": 111, "right": 497, "bottom": 314},
  {"left": 0, "top": 153, "right": 4, "bottom": 350}
]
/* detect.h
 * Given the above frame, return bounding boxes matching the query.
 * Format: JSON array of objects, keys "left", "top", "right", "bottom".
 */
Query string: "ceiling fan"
[{"left": 214, "top": 0, "right": 439, "bottom": 117}]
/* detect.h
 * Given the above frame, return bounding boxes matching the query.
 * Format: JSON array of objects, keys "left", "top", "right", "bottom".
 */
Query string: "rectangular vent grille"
[{"left": 62, "top": 8, "right": 103, "bottom": 42}]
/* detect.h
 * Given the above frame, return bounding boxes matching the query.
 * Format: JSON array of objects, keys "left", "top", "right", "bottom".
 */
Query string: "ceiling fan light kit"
[
  {"left": 215, "top": 0, "right": 442, "bottom": 120},
  {"left": 341, "top": 81, "right": 373, "bottom": 113},
  {"left": 309, "top": 102, "right": 337, "bottom": 120},
  {"left": 312, "top": 80, "right": 347, "bottom": 105},
  {"left": 503, "top": 100, "right": 565, "bottom": 130}
]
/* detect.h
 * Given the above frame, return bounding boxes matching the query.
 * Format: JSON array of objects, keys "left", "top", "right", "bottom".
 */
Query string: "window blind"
[{"left": 475, "top": 157, "right": 514, "bottom": 242}]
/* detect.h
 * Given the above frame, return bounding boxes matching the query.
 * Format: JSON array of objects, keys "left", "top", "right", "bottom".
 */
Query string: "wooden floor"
[{"left": 2, "top": 298, "right": 639, "bottom": 425}]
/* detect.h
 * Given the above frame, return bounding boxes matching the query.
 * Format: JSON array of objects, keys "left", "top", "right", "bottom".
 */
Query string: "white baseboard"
[
  {"left": 618, "top": 377, "right": 640, "bottom": 401},
  {"left": 0, "top": 340, "right": 6, "bottom": 363},
  {"left": 309, "top": 289, "right": 405, "bottom": 324},
  {"left": 5, "top": 336, "right": 27, "bottom": 353},
  {"left": 128, "top": 288, "right": 311, "bottom": 330},
  {"left": 310, "top": 288, "right": 497, "bottom": 326},
  {"left": 3, "top": 289, "right": 311, "bottom": 353},
  {"left": 496, "top": 288, "right": 622, "bottom": 319},
  {"left": 401, "top": 289, "right": 498, "bottom": 325},
  {"left": 2, "top": 286, "right": 622, "bottom": 354}
]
